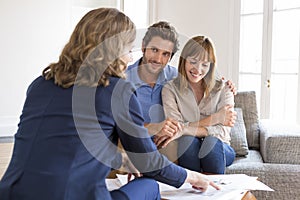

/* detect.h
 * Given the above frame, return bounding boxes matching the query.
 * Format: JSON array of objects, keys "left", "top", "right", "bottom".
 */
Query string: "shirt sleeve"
[{"left": 206, "top": 83, "right": 234, "bottom": 144}]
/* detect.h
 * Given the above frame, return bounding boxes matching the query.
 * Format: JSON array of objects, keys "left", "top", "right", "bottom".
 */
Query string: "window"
[
  {"left": 122, "top": 0, "right": 150, "bottom": 63},
  {"left": 238, "top": 0, "right": 300, "bottom": 123},
  {"left": 70, "top": 0, "right": 150, "bottom": 64},
  {"left": 239, "top": 0, "right": 263, "bottom": 113},
  {"left": 71, "top": 0, "right": 149, "bottom": 29},
  {"left": 123, "top": 0, "right": 149, "bottom": 29},
  {"left": 270, "top": 0, "right": 300, "bottom": 121},
  {"left": 71, "top": 0, "right": 122, "bottom": 29}
]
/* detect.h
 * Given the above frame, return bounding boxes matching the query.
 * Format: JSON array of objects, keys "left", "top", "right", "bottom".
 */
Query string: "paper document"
[
  {"left": 106, "top": 174, "right": 273, "bottom": 200},
  {"left": 105, "top": 178, "right": 122, "bottom": 191},
  {"left": 207, "top": 174, "right": 273, "bottom": 191},
  {"left": 158, "top": 182, "right": 247, "bottom": 200}
]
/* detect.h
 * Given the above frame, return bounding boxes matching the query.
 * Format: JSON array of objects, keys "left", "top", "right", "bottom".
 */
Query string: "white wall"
[
  {"left": 154, "top": 0, "right": 237, "bottom": 80},
  {"left": 0, "top": 0, "right": 72, "bottom": 136},
  {"left": 0, "top": 0, "right": 125, "bottom": 137}
]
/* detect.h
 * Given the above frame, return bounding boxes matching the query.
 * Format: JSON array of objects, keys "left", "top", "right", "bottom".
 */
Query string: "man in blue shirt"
[
  {"left": 126, "top": 21, "right": 181, "bottom": 144},
  {"left": 127, "top": 22, "right": 178, "bottom": 123}
]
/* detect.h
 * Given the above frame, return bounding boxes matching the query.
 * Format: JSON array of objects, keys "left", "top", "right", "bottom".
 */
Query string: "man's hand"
[{"left": 222, "top": 78, "right": 237, "bottom": 95}]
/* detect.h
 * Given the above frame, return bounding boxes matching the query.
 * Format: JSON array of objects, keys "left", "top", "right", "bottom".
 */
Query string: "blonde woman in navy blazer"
[{"left": 0, "top": 8, "right": 219, "bottom": 200}]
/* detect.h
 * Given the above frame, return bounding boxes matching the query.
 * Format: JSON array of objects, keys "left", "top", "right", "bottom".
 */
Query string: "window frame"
[{"left": 233, "top": 0, "right": 300, "bottom": 124}]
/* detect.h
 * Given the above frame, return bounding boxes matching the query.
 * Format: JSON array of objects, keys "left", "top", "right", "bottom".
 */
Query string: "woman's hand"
[
  {"left": 153, "top": 118, "right": 182, "bottom": 148},
  {"left": 215, "top": 105, "right": 237, "bottom": 127},
  {"left": 154, "top": 129, "right": 183, "bottom": 148},
  {"left": 185, "top": 169, "right": 220, "bottom": 192}
]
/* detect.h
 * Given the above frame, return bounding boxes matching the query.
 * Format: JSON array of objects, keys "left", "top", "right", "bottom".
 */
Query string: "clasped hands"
[
  {"left": 153, "top": 118, "right": 183, "bottom": 148},
  {"left": 212, "top": 105, "right": 237, "bottom": 127},
  {"left": 153, "top": 105, "right": 237, "bottom": 148}
]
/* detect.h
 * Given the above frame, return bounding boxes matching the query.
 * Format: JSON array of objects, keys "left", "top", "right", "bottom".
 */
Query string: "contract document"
[{"left": 105, "top": 174, "right": 273, "bottom": 200}]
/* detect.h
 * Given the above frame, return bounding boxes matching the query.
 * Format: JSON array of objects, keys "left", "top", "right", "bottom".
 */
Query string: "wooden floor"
[{"left": 0, "top": 142, "right": 14, "bottom": 180}]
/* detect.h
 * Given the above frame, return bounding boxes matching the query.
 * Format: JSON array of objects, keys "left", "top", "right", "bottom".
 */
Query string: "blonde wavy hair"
[
  {"left": 43, "top": 8, "right": 136, "bottom": 88},
  {"left": 175, "top": 36, "right": 217, "bottom": 97}
]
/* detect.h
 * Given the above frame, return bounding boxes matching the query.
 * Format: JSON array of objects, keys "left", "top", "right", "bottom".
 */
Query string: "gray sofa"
[{"left": 226, "top": 91, "right": 300, "bottom": 200}]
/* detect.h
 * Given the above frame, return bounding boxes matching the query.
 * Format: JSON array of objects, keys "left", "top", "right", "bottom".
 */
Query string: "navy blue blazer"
[{"left": 0, "top": 76, "right": 186, "bottom": 200}]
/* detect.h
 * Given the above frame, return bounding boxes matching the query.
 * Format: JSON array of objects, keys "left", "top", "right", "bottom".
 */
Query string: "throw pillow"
[
  {"left": 234, "top": 91, "right": 260, "bottom": 149},
  {"left": 230, "top": 108, "right": 249, "bottom": 156}
]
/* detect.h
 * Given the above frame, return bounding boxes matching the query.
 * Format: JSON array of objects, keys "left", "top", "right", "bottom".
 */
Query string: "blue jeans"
[
  {"left": 111, "top": 177, "right": 160, "bottom": 200},
  {"left": 177, "top": 135, "right": 235, "bottom": 174}
]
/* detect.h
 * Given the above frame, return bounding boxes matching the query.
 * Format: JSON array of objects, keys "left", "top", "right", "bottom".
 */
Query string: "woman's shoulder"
[
  {"left": 107, "top": 77, "right": 135, "bottom": 88},
  {"left": 26, "top": 76, "right": 53, "bottom": 94},
  {"left": 164, "top": 79, "right": 178, "bottom": 91},
  {"left": 106, "top": 77, "right": 136, "bottom": 96},
  {"left": 30, "top": 75, "right": 48, "bottom": 86},
  {"left": 165, "top": 78, "right": 176, "bottom": 86}
]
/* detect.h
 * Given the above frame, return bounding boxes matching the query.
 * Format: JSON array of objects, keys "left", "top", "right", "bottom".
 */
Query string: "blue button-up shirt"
[{"left": 126, "top": 58, "right": 178, "bottom": 123}]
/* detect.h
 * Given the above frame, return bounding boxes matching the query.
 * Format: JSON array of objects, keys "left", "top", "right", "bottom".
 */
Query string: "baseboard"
[{"left": 0, "top": 136, "right": 14, "bottom": 143}]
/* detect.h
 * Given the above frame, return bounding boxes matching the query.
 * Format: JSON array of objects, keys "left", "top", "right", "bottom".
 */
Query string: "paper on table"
[
  {"left": 158, "top": 181, "right": 247, "bottom": 200},
  {"left": 105, "top": 178, "right": 122, "bottom": 191},
  {"left": 116, "top": 174, "right": 129, "bottom": 185},
  {"left": 115, "top": 174, "right": 255, "bottom": 200},
  {"left": 111, "top": 174, "right": 273, "bottom": 200},
  {"left": 207, "top": 174, "right": 274, "bottom": 191},
  {"left": 116, "top": 174, "right": 273, "bottom": 191}
]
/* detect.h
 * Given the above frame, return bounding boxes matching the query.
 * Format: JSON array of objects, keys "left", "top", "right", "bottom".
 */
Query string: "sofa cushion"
[
  {"left": 231, "top": 150, "right": 263, "bottom": 164},
  {"left": 230, "top": 108, "right": 249, "bottom": 156},
  {"left": 260, "top": 119, "right": 300, "bottom": 164},
  {"left": 234, "top": 91, "right": 260, "bottom": 149}
]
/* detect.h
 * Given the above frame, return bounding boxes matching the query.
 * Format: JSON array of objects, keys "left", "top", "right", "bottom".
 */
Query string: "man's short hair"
[{"left": 142, "top": 21, "right": 179, "bottom": 59}]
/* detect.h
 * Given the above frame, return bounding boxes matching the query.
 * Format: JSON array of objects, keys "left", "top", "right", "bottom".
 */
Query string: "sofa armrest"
[{"left": 260, "top": 119, "right": 300, "bottom": 164}]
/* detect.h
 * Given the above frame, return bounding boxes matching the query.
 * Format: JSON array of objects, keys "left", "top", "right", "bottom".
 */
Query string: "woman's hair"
[
  {"left": 176, "top": 36, "right": 217, "bottom": 96},
  {"left": 142, "top": 21, "right": 179, "bottom": 59},
  {"left": 43, "top": 7, "right": 136, "bottom": 88}
]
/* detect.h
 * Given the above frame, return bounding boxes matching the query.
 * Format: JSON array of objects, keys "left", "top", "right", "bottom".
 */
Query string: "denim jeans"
[{"left": 177, "top": 135, "right": 236, "bottom": 174}]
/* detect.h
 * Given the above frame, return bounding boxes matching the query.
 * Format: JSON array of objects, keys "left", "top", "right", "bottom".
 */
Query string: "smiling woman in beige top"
[{"left": 159, "top": 36, "right": 237, "bottom": 174}]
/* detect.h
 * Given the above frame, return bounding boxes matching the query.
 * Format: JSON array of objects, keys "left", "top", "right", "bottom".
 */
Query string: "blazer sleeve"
[{"left": 111, "top": 80, "right": 187, "bottom": 188}]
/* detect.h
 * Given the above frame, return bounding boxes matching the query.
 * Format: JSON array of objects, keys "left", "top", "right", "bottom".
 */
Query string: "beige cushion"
[
  {"left": 234, "top": 91, "right": 260, "bottom": 149},
  {"left": 230, "top": 108, "right": 249, "bottom": 156}
]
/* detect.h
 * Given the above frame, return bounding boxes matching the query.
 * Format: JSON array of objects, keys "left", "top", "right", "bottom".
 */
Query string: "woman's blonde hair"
[
  {"left": 175, "top": 36, "right": 217, "bottom": 96},
  {"left": 43, "top": 8, "right": 136, "bottom": 88}
]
